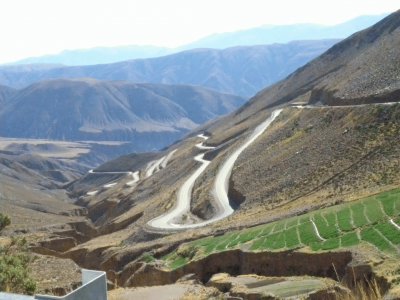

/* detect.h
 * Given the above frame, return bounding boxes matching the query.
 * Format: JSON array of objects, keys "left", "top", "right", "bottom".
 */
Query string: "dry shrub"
[{"left": 336, "top": 278, "right": 383, "bottom": 300}]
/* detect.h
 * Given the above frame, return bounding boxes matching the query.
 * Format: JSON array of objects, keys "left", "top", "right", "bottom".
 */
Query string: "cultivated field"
[{"left": 164, "top": 188, "right": 400, "bottom": 269}]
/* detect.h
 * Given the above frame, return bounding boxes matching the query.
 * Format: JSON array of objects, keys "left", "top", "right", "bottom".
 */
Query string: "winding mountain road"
[
  {"left": 211, "top": 109, "right": 282, "bottom": 220},
  {"left": 88, "top": 102, "right": 399, "bottom": 229},
  {"left": 86, "top": 169, "right": 136, "bottom": 195},
  {"left": 147, "top": 109, "right": 282, "bottom": 230},
  {"left": 86, "top": 150, "right": 176, "bottom": 195},
  {"left": 147, "top": 152, "right": 213, "bottom": 229},
  {"left": 146, "top": 150, "right": 177, "bottom": 178},
  {"left": 126, "top": 171, "right": 140, "bottom": 186}
]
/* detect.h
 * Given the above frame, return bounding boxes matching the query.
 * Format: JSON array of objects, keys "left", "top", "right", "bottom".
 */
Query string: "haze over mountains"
[
  {"left": 0, "top": 84, "right": 15, "bottom": 105},
  {"left": 186, "top": 14, "right": 388, "bottom": 49},
  {"left": 50, "top": 10, "right": 400, "bottom": 299},
  {"left": 0, "top": 40, "right": 338, "bottom": 97},
  {"left": 0, "top": 78, "right": 244, "bottom": 150},
  {"left": 229, "top": 9, "right": 400, "bottom": 119},
  {"left": 8, "top": 14, "right": 386, "bottom": 66},
  {"left": 1, "top": 7, "right": 400, "bottom": 300}
]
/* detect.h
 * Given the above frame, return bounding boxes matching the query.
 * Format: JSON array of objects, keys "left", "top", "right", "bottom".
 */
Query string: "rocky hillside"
[
  {"left": 206, "top": 9, "right": 400, "bottom": 140},
  {"left": 0, "top": 40, "right": 338, "bottom": 97},
  {"left": 2, "top": 10, "right": 400, "bottom": 299},
  {"left": 0, "top": 151, "right": 84, "bottom": 186},
  {"left": 0, "top": 79, "right": 244, "bottom": 154},
  {"left": 43, "top": 8, "right": 400, "bottom": 283}
]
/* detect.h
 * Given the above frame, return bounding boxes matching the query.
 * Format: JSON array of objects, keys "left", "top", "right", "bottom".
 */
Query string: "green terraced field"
[{"left": 164, "top": 188, "right": 400, "bottom": 269}]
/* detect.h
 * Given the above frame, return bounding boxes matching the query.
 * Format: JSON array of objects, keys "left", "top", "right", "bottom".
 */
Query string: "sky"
[{"left": 0, "top": 0, "right": 398, "bottom": 64}]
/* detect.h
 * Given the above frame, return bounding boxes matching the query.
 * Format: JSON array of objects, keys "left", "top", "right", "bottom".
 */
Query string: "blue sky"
[{"left": 0, "top": 0, "right": 398, "bottom": 63}]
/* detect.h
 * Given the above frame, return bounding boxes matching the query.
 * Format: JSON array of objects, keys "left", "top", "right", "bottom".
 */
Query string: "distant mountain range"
[
  {"left": 0, "top": 79, "right": 244, "bottom": 153},
  {"left": 7, "top": 14, "right": 387, "bottom": 66},
  {"left": 0, "top": 85, "right": 15, "bottom": 105},
  {"left": 204, "top": 10, "right": 400, "bottom": 143},
  {"left": 241, "top": 10, "right": 400, "bottom": 112},
  {"left": 2, "top": 10, "right": 400, "bottom": 298},
  {"left": 184, "top": 14, "right": 388, "bottom": 49},
  {"left": 13, "top": 45, "right": 171, "bottom": 66},
  {"left": 61, "top": 10, "right": 400, "bottom": 292},
  {"left": 0, "top": 40, "right": 339, "bottom": 97}
]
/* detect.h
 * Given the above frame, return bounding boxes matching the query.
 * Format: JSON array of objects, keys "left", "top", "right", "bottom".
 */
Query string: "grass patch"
[
  {"left": 214, "top": 239, "right": 235, "bottom": 252},
  {"left": 380, "top": 189, "right": 400, "bottom": 216},
  {"left": 364, "top": 199, "right": 386, "bottom": 223},
  {"left": 351, "top": 203, "right": 370, "bottom": 228},
  {"left": 375, "top": 222, "right": 400, "bottom": 245},
  {"left": 162, "top": 188, "right": 400, "bottom": 269},
  {"left": 337, "top": 207, "right": 353, "bottom": 232},
  {"left": 298, "top": 221, "right": 320, "bottom": 245},
  {"left": 271, "top": 232, "right": 286, "bottom": 250},
  {"left": 238, "top": 229, "right": 263, "bottom": 243},
  {"left": 272, "top": 220, "right": 286, "bottom": 233},
  {"left": 340, "top": 232, "right": 360, "bottom": 248},
  {"left": 313, "top": 213, "right": 338, "bottom": 239},
  {"left": 249, "top": 236, "right": 268, "bottom": 251},
  {"left": 168, "top": 256, "right": 189, "bottom": 269},
  {"left": 284, "top": 226, "right": 301, "bottom": 248},
  {"left": 320, "top": 237, "right": 341, "bottom": 250},
  {"left": 381, "top": 195, "right": 396, "bottom": 216},
  {"left": 311, "top": 237, "right": 341, "bottom": 251},
  {"left": 285, "top": 217, "right": 299, "bottom": 229},
  {"left": 361, "top": 227, "right": 397, "bottom": 253}
]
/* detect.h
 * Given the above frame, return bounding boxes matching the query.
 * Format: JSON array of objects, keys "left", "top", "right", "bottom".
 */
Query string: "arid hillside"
[
  {"left": 1, "top": 9, "right": 400, "bottom": 300},
  {"left": 205, "top": 9, "right": 400, "bottom": 143},
  {"left": 0, "top": 79, "right": 244, "bottom": 166}
]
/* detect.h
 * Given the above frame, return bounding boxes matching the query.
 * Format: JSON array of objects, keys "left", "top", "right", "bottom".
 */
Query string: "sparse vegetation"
[
  {"left": 0, "top": 216, "right": 36, "bottom": 295},
  {"left": 337, "top": 278, "right": 383, "bottom": 300},
  {"left": 0, "top": 237, "right": 37, "bottom": 295},
  {"left": 0, "top": 213, "right": 10, "bottom": 231},
  {"left": 138, "top": 252, "right": 156, "bottom": 263}
]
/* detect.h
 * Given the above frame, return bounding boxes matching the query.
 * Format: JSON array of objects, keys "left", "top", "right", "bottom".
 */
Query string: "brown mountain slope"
[
  {"left": 2, "top": 10, "right": 400, "bottom": 297},
  {"left": 0, "top": 79, "right": 244, "bottom": 164},
  {"left": 206, "top": 9, "right": 400, "bottom": 143},
  {"left": 55, "top": 9, "right": 400, "bottom": 268},
  {"left": 0, "top": 79, "right": 244, "bottom": 140}
]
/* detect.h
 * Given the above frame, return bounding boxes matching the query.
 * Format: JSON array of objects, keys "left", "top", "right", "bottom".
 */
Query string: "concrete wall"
[
  {"left": 34, "top": 269, "right": 107, "bottom": 300},
  {"left": 0, "top": 293, "right": 34, "bottom": 300},
  {"left": 0, "top": 269, "right": 107, "bottom": 300}
]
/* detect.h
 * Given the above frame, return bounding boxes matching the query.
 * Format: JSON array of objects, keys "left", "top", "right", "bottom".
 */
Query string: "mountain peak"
[
  {"left": 240, "top": 9, "right": 400, "bottom": 113},
  {"left": 323, "top": 9, "right": 400, "bottom": 56}
]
